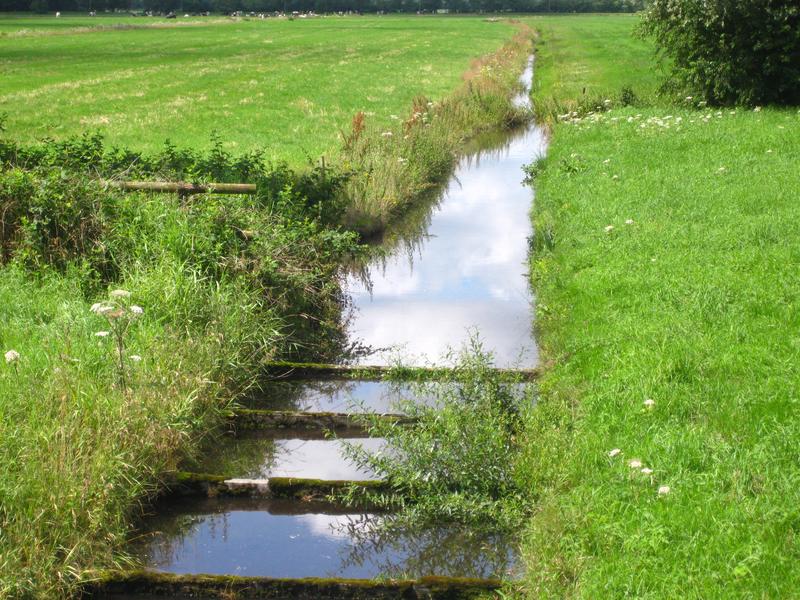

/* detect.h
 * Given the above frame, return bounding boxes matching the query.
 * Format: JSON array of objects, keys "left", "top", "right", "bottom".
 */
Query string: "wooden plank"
[
  {"left": 264, "top": 361, "right": 541, "bottom": 382},
  {"left": 228, "top": 409, "right": 414, "bottom": 431},
  {"left": 104, "top": 180, "right": 257, "bottom": 194},
  {"left": 85, "top": 571, "right": 503, "bottom": 599}
]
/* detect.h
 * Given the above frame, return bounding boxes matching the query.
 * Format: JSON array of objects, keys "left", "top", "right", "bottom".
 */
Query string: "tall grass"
[{"left": 0, "top": 166, "right": 360, "bottom": 597}]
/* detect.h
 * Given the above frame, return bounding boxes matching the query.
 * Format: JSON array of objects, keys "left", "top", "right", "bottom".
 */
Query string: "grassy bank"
[
  {"left": 0, "top": 15, "right": 515, "bottom": 161},
  {"left": 522, "top": 18, "right": 800, "bottom": 598},
  {"left": 0, "top": 168, "right": 359, "bottom": 597}
]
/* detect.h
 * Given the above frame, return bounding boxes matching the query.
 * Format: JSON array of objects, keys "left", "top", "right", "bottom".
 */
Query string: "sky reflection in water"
[{"left": 346, "top": 122, "right": 547, "bottom": 367}]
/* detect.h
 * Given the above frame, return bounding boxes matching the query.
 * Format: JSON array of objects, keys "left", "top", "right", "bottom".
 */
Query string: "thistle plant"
[{"left": 90, "top": 289, "right": 144, "bottom": 390}]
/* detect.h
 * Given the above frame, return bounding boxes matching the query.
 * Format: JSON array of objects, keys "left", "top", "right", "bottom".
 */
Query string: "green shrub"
[
  {"left": 641, "top": 0, "right": 800, "bottom": 105},
  {"left": 343, "top": 338, "right": 535, "bottom": 530}
]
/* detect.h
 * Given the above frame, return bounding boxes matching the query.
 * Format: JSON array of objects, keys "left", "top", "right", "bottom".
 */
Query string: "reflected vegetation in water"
[
  {"left": 133, "top": 497, "right": 517, "bottom": 580},
  {"left": 188, "top": 433, "right": 385, "bottom": 481},
  {"left": 345, "top": 59, "right": 546, "bottom": 368}
]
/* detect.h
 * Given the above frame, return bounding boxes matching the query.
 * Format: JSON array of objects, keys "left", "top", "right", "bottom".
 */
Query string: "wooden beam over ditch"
[
  {"left": 229, "top": 408, "right": 413, "bottom": 431},
  {"left": 104, "top": 180, "right": 257, "bottom": 195},
  {"left": 85, "top": 571, "right": 503, "bottom": 599},
  {"left": 264, "top": 361, "right": 541, "bottom": 382}
]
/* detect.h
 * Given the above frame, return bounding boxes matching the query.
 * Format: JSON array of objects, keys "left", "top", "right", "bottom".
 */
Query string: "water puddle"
[
  {"left": 346, "top": 59, "right": 546, "bottom": 368},
  {"left": 131, "top": 497, "right": 517, "bottom": 580},
  {"left": 189, "top": 434, "right": 384, "bottom": 481}
]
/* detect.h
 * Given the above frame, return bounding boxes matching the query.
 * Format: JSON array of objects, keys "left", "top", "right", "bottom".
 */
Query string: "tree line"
[{"left": 5, "top": 0, "right": 643, "bottom": 16}]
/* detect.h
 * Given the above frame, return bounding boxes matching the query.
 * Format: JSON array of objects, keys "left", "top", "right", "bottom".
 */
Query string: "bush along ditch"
[
  {"left": 339, "top": 338, "right": 538, "bottom": 536},
  {"left": 0, "top": 161, "right": 363, "bottom": 598}
]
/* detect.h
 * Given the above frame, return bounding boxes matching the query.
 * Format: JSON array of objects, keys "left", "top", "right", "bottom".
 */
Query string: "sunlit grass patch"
[{"left": 523, "top": 105, "right": 800, "bottom": 597}]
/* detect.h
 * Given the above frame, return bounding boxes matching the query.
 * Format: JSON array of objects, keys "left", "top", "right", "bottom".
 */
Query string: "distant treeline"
[{"left": 5, "top": 0, "right": 643, "bottom": 15}]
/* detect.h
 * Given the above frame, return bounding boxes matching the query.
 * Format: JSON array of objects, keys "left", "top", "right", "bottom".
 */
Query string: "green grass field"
[
  {"left": 523, "top": 21, "right": 800, "bottom": 598},
  {"left": 0, "top": 14, "right": 515, "bottom": 162}
]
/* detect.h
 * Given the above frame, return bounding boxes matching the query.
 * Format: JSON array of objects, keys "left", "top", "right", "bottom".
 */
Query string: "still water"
[
  {"left": 346, "top": 60, "right": 546, "bottom": 368},
  {"left": 132, "top": 497, "right": 517, "bottom": 580},
  {"left": 191, "top": 433, "right": 384, "bottom": 481}
]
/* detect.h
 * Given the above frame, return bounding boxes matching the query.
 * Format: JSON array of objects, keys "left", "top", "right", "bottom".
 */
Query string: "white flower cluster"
[{"left": 607, "top": 397, "right": 673, "bottom": 497}]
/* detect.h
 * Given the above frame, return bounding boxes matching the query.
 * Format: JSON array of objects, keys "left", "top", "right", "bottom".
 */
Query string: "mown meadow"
[
  {"left": 522, "top": 14, "right": 800, "bottom": 598},
  {"left": 0, "top": 15, "right": 515, "bottom": 160}
]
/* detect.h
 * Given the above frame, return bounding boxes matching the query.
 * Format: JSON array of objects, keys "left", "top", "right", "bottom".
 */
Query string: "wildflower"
[
  {"left": 95, "top": 331, "right": 110, "bottom": 337},
  {"left": 5, "top": 350, "right": 20, "bottom": 364},
  {"left": 90, "top": 302, "right": 104, "bottom": 313},
  {"left": 381, "top": 131, "right": 393, "bottom": 138},
  {"left": 754, "top": 106, "right": 762, "bottom": 112},
  {"left": 608, "top": 448, "right": 622, "bottom": 458},
  {"left": 641, "top": 467, "right": 653, "bottom": 475},
  {"left": 685, "top": 96, "right": 693, "bottom": 101},
  {"left": 767, "top": 149, "right": 773, "bottom": 154},
  {"left": 658, "top": 485, "right": 671, "bottom": 496},
  {"left": 110, "top": 289, "right": 131, "bottom": 298},
  {"left": 603, "top": 159, "right": 611, "bottom": 165},
  {"left": 628, "top": 459, "right": 642, "bottom": 469},
  {"left": 129, "top": 355, "right": 142, "bottom": 362},
  {"left": 612, "top": 175, "right": 619, "bottom": 180},
  {"left": 718, "top": 166, "right": 726, "bottom": 172},
  {"left": 625, "top": 219, "right": 635, "bottom": 225},
  {"left": 91, "top": 303, "right": 113, "bottom": 315},
  {"left": 644, "top": 398, "right": 655, "bottom": 408},
  {"left": 604, "top": 225, "right": 615, "bottom": 233},
  {"left": 130, "top": 305, "right": 144, "bottom": 315}
]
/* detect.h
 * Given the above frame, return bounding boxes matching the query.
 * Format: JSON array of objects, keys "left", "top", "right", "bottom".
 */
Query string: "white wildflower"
[
  {"left": 658, "top": 485, "right": 671, "bottom": 496},
  {"left": 608, "top": 448, "right": 622, "bottom": 458},
  {"left": 129, "top": 355, "right": 142, "bottom": 362},
  {"left": 641, "top": 467, "right": 653, "bottom": 475},
  {"left": 612, "top": 174, "right": 619, "bottom": 180},
  {"left": 110, "top": 289, "right": 131, "bottom": 298},
  {"left": 90, "top": 302, "right": 104, "bottom": 313},
  {"left": 5, "top": 350, "right": 20, "bottom": 364},
  {"left": 381, "top": 131, "right": 393, "bottom": 138},
  {"left": 604, "top": 225, "right": 615, "bottom": 233},
  {"left": 628, "top": 459, "right": 643, "bottom": 469},
  {"left": 753, "top": 106, "right": 762, "bottom": 112},
  {"left": 718, "top": 166, "right": 726, "bottom": 172},
  {"left": 130, "top": 305, "right": 144, "bottom": 315},
  {"left": 625, "top": 219, "right": 635, "bottom": 225},
  {"left": 95, "top": 331, "right": 110, "bottom": 338},
  {"left": 644, "top": 398, "right": 655, "bottom": 408}
]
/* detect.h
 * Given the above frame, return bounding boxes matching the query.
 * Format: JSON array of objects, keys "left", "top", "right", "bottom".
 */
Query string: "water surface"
[
  {"left": 346, "top": 60, "right": 546, "bottom": 367},
  {"left": 133, "top": 497, "right": 516, "bottom": 580}
]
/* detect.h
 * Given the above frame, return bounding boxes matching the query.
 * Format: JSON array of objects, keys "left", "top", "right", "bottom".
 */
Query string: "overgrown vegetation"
[
  {"left": 342, "top": 339, "right": 535, "bottom": 531},
  {"left": 641, "top": 0, "right": 800, "bottom": 105},
  {"left": 0, "top": 162, "right": 360, "bottom": 597},
  {"left": 523, "top": 17, "right": 800, "bottom": 597}
]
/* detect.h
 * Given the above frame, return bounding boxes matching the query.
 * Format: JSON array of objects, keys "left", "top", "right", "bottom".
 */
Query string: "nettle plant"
[{"left": 90, "top": 289, "right": 144, "bottom": 389}]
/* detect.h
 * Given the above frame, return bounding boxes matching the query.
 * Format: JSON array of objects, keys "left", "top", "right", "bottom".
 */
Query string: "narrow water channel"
[
  {"left": 347, "top": 58, "right": 546, "bottom": 368},
  {"left": 122, "top": 58, "right": 546, "bottom": 594}
]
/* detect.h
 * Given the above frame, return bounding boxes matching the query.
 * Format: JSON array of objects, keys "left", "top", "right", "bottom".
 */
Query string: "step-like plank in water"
[
  {"left": 263, "top": 361, "right": 541, "bottom": 382},
  {"left": 87, "top": 571, "right": 502, "bottom": 599},
  {"left": 228, "top": 409, "right": 413, "bottom": 432},
  {"left": 167, "top": 473, "right": 391, "bottom": 502}
]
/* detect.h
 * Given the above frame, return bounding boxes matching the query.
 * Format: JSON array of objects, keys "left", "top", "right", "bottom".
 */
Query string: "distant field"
[
  {"left": 0, "top": 15, "right": 514, "bottom": 162},
  {"left": 524, "top": 13, "right": 660, "bottom": 105}
]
